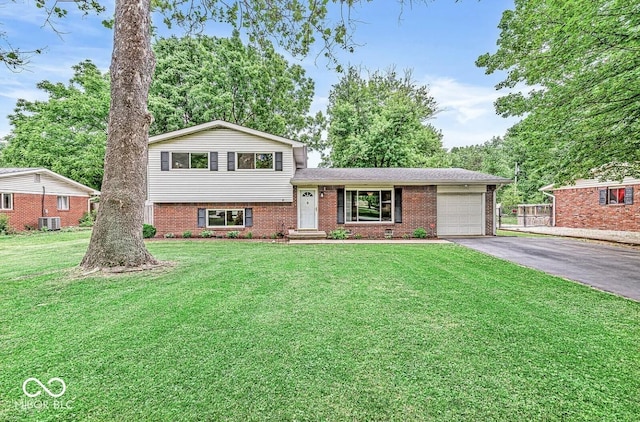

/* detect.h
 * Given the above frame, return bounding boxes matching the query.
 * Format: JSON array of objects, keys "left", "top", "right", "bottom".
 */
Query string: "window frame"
[
  {"left": 344, "top": 188, "right": 393, "bottom": 223},
  {"left": 237, "top": 152, "right": 274, "bottom": 170},
  {"left": 57, "top": 195, "right": 70, "bottom": 211},
  {"left": 206, "top": 209, "right": 245, "bottom": 228},
  {"left": 607, "top": 187, "right": 625, "bottom": 205},
  {"left": 170, "top": 152, "right": 210, "bottom": 170},
  {"left": 0, "top": 192, "right": 13, "bottom": 210}
]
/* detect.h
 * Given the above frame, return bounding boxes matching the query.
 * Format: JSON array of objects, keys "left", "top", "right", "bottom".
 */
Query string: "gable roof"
[
  {"left": 0, "top": 167, "right": 100, "bottom": 195},
  {"left": 540, "top": 177, "right": 640, "bottom": 191},
  {"left": 148, "top": 120, "right": 306, "bottom": 147},
  {"left": 291, "top": 168, "right": 511, "bottom": 185}
]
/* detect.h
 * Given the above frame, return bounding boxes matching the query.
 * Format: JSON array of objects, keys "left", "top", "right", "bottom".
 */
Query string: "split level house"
[
  {"left": 146, "top": 120, "right": 511, "bottom": 238},
  {"left": 0, "top": 168, "right": 100, "bottom": 231},
  {"left": 541, "top": 178, "right": 638, "bottom": 231}
]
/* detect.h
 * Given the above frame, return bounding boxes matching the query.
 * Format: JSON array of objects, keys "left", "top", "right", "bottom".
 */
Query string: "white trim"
[
  {"left": 344, "top": 188, "right": 394, "bottom": 224},
  {"left": 149, "top": 120, "right": 306, "bottom": 147},
  {"left": 298, "top": 188, "right": 318, "bottom": 230},
  {"left": 205, "top": 208, "right": 245, "bottom": 228},
  {"left": 0, "top": 192, "right": 13, "bottom": 210}
]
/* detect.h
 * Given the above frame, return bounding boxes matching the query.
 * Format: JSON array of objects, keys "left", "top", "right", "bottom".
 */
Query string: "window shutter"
[
  {"left": 275, "top": 152, "right": 283, "bottom": 171},
  {"left": 394, "top": 188, "right": 403, "bottom": 223},
  {"left": 227, "top": 152, "right": 235, "bottom": 171},
  {"left": 161, "top": 151, "right": 169, "bottom": 171},
  {"left": 598, "top": 189, "right": 608, "bottom": 205},
  {"left": 210, "top": 152, "right": 218, "bottom": 171},
  {"left": 337, "top": 188, "right": 345, "bottom": 224},
  {"left": 624, "top": 187, "right": 634, "bottom": 205},
  {"left": 244, "top": 208, "right": 253, "bottom": 227},
  {"left": 197, "top": 208, "right": 206, "bottom": 228}
]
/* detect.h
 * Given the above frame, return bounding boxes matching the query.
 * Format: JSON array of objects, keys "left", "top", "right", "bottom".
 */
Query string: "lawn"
[{"left": 1, "top": 231, "right": 639, "bottom": 421}]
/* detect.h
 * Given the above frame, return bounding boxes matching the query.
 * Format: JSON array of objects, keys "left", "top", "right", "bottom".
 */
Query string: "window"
[
  {"left": 171, "top": 152, "right": 209, "bottom": 169},
  {"left": 207, "top": 209, "right": 244, "bottom": 227},
  {"left": 345, "top": 189, "right": 392, "bottom": 222},
  {"left": 0, "top": 193, "right": 12, "bottom": 210},
  {"left": 608, "top": 188, "right": 625, "bottom": 204},
  {"left": 57, "top": 196, "right": 69, "bottom": 210},
  {"left": 237, "top": 153, "right": 273, "bottom": 170}
]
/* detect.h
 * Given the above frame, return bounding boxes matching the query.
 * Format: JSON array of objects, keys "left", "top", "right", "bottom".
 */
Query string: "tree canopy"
[
  {"left": 0, "top": 60, "right": 109, "bottom": 189},
  {"left": 324, "top": 67, "right": 442, "bottom": 168},
  {"left": 149, "top": 33, "right": 320, "bottom": 143},
  {"left": 477, "top": 0, "right": 640, "bottom": 183}
]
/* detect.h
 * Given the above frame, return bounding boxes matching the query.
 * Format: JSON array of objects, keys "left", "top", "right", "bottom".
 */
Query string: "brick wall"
[
  {"left": 1, "top": 193, "right": 89, "bottom": 231},
  {"left": 318, "top": 185, "right": 438, "bottom": 238},
  {"left": 554, "top": 184, "right": 639, "bottom": 231},
  {"left": 153, "top": 189, "right": 298, "bottom": 238},
  {"left": 485, "top": 185, "right": 496, "bottom": 235}
]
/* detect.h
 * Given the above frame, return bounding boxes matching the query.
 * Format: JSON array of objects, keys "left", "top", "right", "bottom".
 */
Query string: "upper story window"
[
  {"left": 57, "top": 196, "right": 69, "bottom": 211},
  {"left": 238, "top": 153, "right": 273, "bottom": 170},
  {"left": 0, "top": 193, "right": 12, "bottom": 210},
  {"left": 346, "top": 189, "right": 392, "bottom": 222},
  {"left": 172, "top": 152, "right": 208, "bottom": 169}
]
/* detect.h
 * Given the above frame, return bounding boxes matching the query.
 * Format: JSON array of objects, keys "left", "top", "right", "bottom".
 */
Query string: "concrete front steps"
[{"left": 287, "top": 229, "right": 327, "bottom": 240}]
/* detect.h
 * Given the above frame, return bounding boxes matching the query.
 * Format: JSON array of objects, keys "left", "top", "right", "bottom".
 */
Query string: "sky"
[{"left": 0, "top": 0, "right": 519, "bottom": 167}]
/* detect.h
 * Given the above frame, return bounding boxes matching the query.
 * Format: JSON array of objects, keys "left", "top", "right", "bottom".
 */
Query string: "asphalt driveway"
[{"left": 449, "top": 237, "right": 640, "bottom": 301}]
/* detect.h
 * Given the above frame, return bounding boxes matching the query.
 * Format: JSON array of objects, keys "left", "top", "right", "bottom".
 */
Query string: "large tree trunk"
[{"left": 81, "top": 0, "right": 157, "bottom": 269}]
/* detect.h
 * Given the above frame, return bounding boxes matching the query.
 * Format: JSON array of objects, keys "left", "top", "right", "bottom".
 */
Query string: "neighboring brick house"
[
  {"left": 0, "top": 168, "right": 100, "bottom": 231},
  {"left": 541, "top": 178, "right": 639, "bottom": 231},
  {"left": 146, "top": 120, "right": 511, "bottom": 238}
]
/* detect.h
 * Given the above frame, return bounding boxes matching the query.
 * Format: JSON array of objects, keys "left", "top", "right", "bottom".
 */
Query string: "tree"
[
  {"left": 149, "top": 33, "right": 320, "bottom": 143},
  {"left": 0, "top": 60, "right": 109, "bottom": 190},
  {"left": 477, "top": 0, "right": 640, "bottom": 183},
  {"left": 324, "top": 67, "right": 442, "bottom": 168}
]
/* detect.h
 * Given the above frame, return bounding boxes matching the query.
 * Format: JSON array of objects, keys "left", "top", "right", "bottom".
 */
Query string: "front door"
[{"left": 299, "top": 189, "right": 317, "bottom": 230}]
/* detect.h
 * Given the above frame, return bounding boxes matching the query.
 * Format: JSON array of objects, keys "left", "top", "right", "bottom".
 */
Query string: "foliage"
[
  {"left": 0, "top": 61, "right": 109, "bottom": 190},
  {"left": 413, "top": 227, "right": 427, "bottom": 239},
  {"left": 329, "top": 228, "right": 349, "bottom": 240},
  {"left": 200, "top": 230, "right": 214, "bottom": 238},
  {"left": 477, "top": 0, "right": 640, "bottom": 183},
  {"left": 246, "top": 231, "right": 253, "bottom": 239},
  {"left": 164, "top": 233, "right": 176, "bottom": 238},
  {"left": 226, "top": 230, "right": 239, "bottom": 239},
  {"left": 2, "top": 233, "right": 639, "bottom": 420},
  {"left": 150, "top": 33, "right": 323, "bottom": 147},
  {"left": 182, "top": 230, "right": 192, "bottom": 238},
  {"left": 324, "top": 67, "right": 442, "bottom": 168},
  {"left": 0, "top": 213, "right": 13, "bottom": 234},
  {"left": 143, "top": 224, "right": 157, "bottom": 239},
  {"left": 79, "top": 210, "right": 98, "bottom": 227}
]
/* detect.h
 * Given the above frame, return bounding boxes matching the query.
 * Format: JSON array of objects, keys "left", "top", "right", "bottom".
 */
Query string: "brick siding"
[
  {"left": 0, "top": 193, "right": 89, "bottom": 231},
  {"left": 554, "top": 184, "right": 639, "bottom": 231}
]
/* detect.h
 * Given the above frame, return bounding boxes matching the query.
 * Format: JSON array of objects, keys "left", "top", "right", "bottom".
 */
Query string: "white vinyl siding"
[
  {"left": 148, "top": 129, "right": 296, "bottom": 202},
  {"left": 0, "top": 173, "right": 91, "bottom": 197}
]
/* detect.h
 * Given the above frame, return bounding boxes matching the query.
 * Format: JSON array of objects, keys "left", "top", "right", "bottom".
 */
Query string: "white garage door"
[{"left": 437, "top": 194, "right": 484, "bottom": 236}]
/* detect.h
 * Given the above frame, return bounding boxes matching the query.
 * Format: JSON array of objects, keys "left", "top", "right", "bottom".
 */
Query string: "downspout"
[
  {"left": 542, "top": 191, "right": 556, "bottom": 227},
  {"left": 41, "top": 186, "right": 46, "bottom": 217}
]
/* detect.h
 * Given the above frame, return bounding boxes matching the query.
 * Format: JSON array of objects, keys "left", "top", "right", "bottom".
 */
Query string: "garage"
[{"left": 437, "top": 191, "right": 485, "bottom": 236}]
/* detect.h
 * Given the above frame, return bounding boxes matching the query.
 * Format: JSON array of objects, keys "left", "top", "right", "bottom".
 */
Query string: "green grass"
[{"left": 1, "top": 231, "right": 639, "bottom": 421}]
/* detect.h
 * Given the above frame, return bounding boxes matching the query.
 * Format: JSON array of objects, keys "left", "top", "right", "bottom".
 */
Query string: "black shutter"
[
  {"left": 197, "top": 208, "right": 206, "bottom": 228},
  {"left": 275, "top": 152, "right": 283, "bottom": 171},
  {"left": 210, "top": 152, "right": 218, "bottom": 171},
  {"left": 337, "top": 188, "right": 345, "bottom": 224},
  {"left": 624, "top": 187, "right": 634, "bottom": 205},
  {"left": 394, "top": 188, "right": 403, "bottom": 223},
  {"left": 161, "top": 151, "right": 169, "bottom": 171},
  {"left": 244, "top": 208, "right": 253, "bottom": 227},
  {"left": 598, "top": 189, "right": 608, "bottom": 205},
  {"left": 227, "top": 152, "right": 235, "bottom": 171}
]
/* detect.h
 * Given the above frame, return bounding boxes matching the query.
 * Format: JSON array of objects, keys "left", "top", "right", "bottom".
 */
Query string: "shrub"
[
  {"left": 329, "top": 228, "right": 349, "bottom": 240},
  {"left": 227, "top": 231, "right": 239, "bottom": 239},
  {"left": 182, "top": 230, "right": 192, "bottom": 238},
  {"left": 0, "top": 214, "right": 13, "bottom": 235},
  {"left": 79, "top": 210, "right": 97, "bottom": 227},
  {"left": 143, "top": 224, "right": 157, "bottom": 238},
  {"left": 200, "top": 230, "right": 214, "bottom": 238},
  {"left": 246, "top": 231, "right": 253, "bottom": 239},
  {"left": 164, "top": 232, "right": 175, "bottom": 238},
  {"left": 353, "top": 233, "right": 363, "bottom": 239},
  {"left": 413, "top": 227, "right": 427, "bottom": 239},
  {"left": 402, "top": 233, "right": 411, "bottom": 239}
]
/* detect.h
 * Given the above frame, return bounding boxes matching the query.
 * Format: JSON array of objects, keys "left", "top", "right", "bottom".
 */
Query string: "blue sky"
[{"left": 0, "top": 0, "right": 518, "bottom": 166}]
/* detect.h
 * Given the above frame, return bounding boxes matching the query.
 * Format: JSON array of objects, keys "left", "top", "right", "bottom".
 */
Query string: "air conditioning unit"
[{"left": 38, "top": 217, "right": 61, "bottom": 231}]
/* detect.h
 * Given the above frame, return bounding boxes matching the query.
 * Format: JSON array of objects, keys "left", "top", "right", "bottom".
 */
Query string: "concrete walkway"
[
  {"left": 501, "top": 225, "right": 640, "bottom": 246},
  {"left": 288, "top": 239, "right": 450, "bottom": 244}
]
